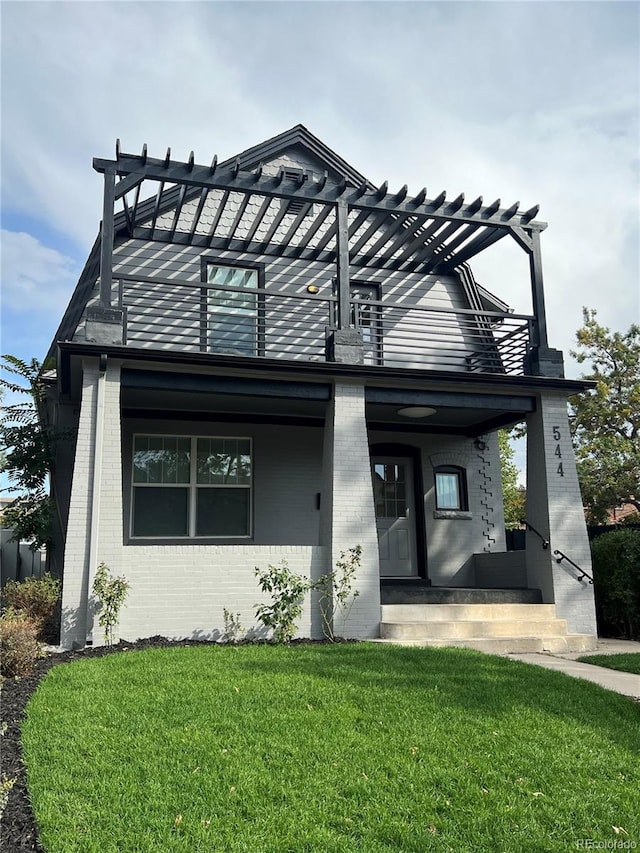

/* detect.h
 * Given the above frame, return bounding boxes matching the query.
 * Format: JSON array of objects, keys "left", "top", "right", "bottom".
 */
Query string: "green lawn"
[
  {"left": 22, "top": 644, "right": 640, "bottom": 853},
  {"left": 576, "top": 653, "right": 640, "bottom": 675}
]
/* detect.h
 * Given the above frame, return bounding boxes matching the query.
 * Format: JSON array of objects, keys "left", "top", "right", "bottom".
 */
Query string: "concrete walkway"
[{"left": 509, "top": 639, "right": 640, "bottom": 699}]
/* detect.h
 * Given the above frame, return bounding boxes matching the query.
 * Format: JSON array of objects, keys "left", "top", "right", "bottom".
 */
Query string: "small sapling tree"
[
  {"left": 316, "top": 545, "right": 362, "bottom": 641},
  {"left": 92, "top": 563, "right": 130, "bottom": 646}
]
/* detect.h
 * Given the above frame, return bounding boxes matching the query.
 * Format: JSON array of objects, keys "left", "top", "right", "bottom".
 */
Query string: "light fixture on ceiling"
[
  {"left": 397, "top": 406, "right": 436, "bottom": 419},
  {"left": 307, "top": 284, "right": 320, "bottom": 294}
]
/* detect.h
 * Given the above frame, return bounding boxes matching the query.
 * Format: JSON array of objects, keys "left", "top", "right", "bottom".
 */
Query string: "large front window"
[
  {"left": 132, "top": 435, "right": 252, "bottom": 538},
  {"left": 205, "top": 264, "right": 260, "bottom": 355}
]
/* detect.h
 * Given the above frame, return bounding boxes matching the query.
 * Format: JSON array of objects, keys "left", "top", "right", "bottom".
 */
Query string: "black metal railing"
[
  {"left": 521, "top": 519, "right": 594, "bottom": 584},
  {"left": 115, "top": 274, "right": 534, "bottom": 375},
  {"left": 350, "top": 297, "right": 532, "bottom": 374},
  {"left": 520, "top": 519, "right": 550, "bottom": 549},
  {"left": 553, "top": 550, "right": 594, "bottom": 584},
  {"left": 119, "top": 274, "right": 334, "bottom": 362}
]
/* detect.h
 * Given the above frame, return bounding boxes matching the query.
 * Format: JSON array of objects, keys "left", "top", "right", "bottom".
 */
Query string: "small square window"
[{"left": 434, "top": 466, "right": 468, "bottom": 511}]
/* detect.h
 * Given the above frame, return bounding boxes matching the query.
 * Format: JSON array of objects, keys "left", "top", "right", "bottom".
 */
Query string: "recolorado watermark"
[{"left": 575, "top": 842, "right": 637, "bottom": 850}]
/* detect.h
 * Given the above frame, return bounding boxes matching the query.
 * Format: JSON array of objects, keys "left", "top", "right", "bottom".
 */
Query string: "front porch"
[{"left": 57, "top": 351, "right": 597, "bottom": 649}]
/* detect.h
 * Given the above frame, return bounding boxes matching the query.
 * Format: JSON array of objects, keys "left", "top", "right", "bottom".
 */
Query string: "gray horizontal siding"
[
  {"left": 73, "top": 238, "right": 474, "bottom": 366},
  {"left": 111, "top": 238, "right": 464, "bottom": 310}
]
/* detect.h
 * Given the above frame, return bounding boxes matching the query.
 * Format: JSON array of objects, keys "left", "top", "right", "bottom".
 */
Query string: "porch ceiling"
[
  {"left": 365, "top": 402, "right": 528, "bottom": 435},
  {"left": 118, "top": 387, "right": 532, "bottom": 436},
  {"left": 120, "top": 387, "right": 328, "bottom": 425},
  {"left": 95, "top": 144, "right": 546, "bottom": 276},
  {"left": 365, "top": 386, "right": 535, "bottom": 435}
]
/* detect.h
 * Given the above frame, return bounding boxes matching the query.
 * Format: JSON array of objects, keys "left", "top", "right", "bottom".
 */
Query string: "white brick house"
[{"left": 45, "top": 126, "right": 597, "bottom": 651}]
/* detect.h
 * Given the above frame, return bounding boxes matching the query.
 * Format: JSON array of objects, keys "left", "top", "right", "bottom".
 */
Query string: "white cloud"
[
  {"left": 1, "top": 230, "right": 79, "bottom": 316},
  {"left": 0, "top": 0, "right": 637, "bottom": 371}
]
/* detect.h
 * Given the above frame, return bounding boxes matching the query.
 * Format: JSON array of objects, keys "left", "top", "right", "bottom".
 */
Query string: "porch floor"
[{"left": 380, "top": 581, "right": 542, "bottom": 605}]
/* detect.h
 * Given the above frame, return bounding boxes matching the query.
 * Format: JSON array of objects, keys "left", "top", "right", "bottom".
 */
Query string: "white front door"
[{"left": 372, "top": 457, "right": 418, "bottom": 577}]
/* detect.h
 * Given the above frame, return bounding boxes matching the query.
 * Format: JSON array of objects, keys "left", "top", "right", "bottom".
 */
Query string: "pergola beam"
[
  {"left": 420, "top": 222, "right": 484, "bottom": 274},
  {"left": 95, "top": 153, "right": 546, "bottom": 234},
  {"left": 294, "top": 203, "right": 334, "bottom": 252}
]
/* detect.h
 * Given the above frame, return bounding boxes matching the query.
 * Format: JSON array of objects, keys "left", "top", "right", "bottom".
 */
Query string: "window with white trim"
[
  {"left": 434, "top": 465, "right": 468, "bottom": 511},
  {"left": 205, "top": 264, "right": 260, "bottom": 356},
  {"left": 131, "top": 435, "right": 252, "bottom": 538}
]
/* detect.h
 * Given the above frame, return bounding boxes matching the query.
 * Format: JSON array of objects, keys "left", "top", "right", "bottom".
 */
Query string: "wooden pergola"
[{"left": 94, "top": 140, "right": 551, "bottom": 350}]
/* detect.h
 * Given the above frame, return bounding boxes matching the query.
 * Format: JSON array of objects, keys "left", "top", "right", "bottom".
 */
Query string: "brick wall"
[
  {"left": 60, "top": 360, "right": 98, "bottom": 648},
  {"left": 117, "top": 544, "right": 327, "bottom": 643},
  {"left": 526, "top": 392, "right": 597, "bottom": 635},
  {"left": 321, "top": 383, "right": 380, "bottom": 638},
  {"left": 61, "top": 360, "right": 330, "bottom": 647}
]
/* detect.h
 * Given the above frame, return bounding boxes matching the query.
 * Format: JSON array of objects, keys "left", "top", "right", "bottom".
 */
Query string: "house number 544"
[{"left": 552, "top": 426, "right": 564, "bottom": 477}]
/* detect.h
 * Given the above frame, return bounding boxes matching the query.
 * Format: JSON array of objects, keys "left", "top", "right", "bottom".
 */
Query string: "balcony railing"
[{"left": 116, "top": 274, "right": 534, "bottom": 376}]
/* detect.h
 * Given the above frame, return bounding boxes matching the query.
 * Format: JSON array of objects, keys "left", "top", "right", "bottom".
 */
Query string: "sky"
[{"left": 1, "top": 0, "right": 639, "bottom": 379}]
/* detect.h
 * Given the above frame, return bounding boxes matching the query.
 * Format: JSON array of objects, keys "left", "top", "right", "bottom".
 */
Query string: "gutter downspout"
[{"left": 84, "top": 353, "right": 108, "bottom": 645}]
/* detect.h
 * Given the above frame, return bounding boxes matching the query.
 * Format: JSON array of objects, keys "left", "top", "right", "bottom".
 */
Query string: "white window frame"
[
  {"left": 434, "top": 466, "right": 468, "bottom": 511},
  {"left": 130, "top": 434, "right": 253, "bottom": 540},
  {"left": 203, "top": 262, "right": 262, "bottom": 356}
]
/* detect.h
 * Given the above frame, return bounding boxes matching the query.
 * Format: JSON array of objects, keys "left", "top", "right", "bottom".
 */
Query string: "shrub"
[
  {"left": 255, "top": 561, "right": 311, "bottom": 644},
  {"left": 0, "top": 609, "right": 43, "bottom": 677},
  {"left": 92, "top": 563, "right": 130, "bottom": 647},
  {"left": 222, "top": 608, "right": 245, "bottom": 644},
  {"left": 591, "top": 528, "right": 640, "bottom": 640},
  {"left": 315, "top": 545, "right": 361, "bottom": 641},
  {"left": 1, "top": 572, "right": 61, "bottom": 641}
]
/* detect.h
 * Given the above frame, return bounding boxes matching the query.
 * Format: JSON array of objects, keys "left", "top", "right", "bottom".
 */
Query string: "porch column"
[
  {"left": 60, "top": 359, "right": 124, "bottom": 648},
  {"left": 86, "top": 360, "right": 124, "bottom": 644},
  {"left": 525, "top": 391, "right": 597, "bottom": 635},
  {"left": 320, "top": 382, "right": 380, "bottom": 638},
  {"left": 60, "top": 360, "right": 99, "bottom": 648}
]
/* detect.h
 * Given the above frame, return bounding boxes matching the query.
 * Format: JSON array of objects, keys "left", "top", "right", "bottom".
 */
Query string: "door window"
[
  {"left": 373, "top": 462, "right": 407, "bottom": 517},
  {"left": 350, "top": 282, "right": 382, "bottom": 365}
]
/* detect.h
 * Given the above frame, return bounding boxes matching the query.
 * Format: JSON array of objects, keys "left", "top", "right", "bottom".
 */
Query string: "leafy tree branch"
[
  {"left": 569, "top": 309, "right": 640, "bottom": 523},
  {"left": 0, "top": 355, "right": 69, "bottom": 549}
]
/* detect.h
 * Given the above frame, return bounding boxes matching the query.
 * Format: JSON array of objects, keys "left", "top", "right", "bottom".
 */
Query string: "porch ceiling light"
[{"left": 397, "top": 406, "right": 436, "bottom": 419}]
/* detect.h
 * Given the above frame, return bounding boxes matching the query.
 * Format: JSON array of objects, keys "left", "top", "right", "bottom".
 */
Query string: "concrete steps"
[
  {"left": 379, "top": 602, "right": 597, "bottom": 654},
  {"left": 380, "top": 584, "right": 543, "bottom": 605}
]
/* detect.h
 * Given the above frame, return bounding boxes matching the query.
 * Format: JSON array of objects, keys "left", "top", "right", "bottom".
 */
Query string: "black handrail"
[
  {"left": 520, "top": 519, "right": 549, "bottom": 549},
  {"left": 521, "top": 519, "right": 594, "bottom": 584},
  {"left": 553, "top": 550, "right": 594, "bottom": 584}
]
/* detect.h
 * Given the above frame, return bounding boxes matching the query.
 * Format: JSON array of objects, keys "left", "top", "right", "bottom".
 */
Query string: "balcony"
[{"left": 117, "top": 274, "right": 534, "bottom": 376}]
